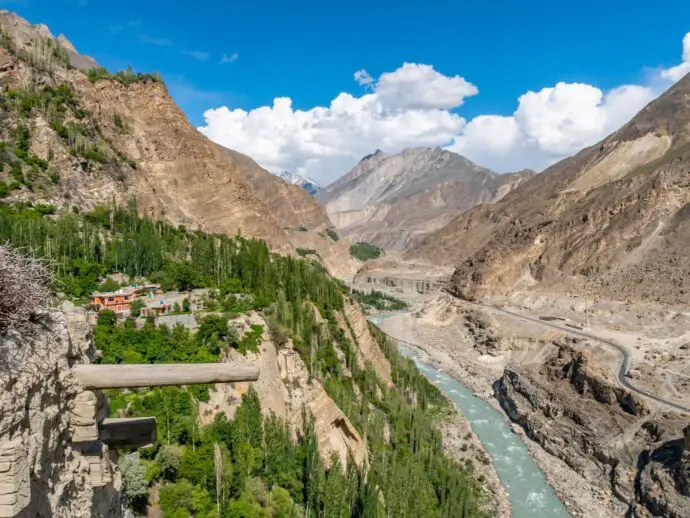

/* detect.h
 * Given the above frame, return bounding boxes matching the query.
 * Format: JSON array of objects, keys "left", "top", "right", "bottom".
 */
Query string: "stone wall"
[
  {"left": 352, "top": 273, "right": 446, "bottom": 295},
  {"left": 0, "top": 303, "right": 123, "bottom": 517}
]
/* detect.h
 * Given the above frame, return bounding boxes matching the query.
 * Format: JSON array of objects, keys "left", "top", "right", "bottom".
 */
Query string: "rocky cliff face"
[
  {"left": 219, "top": 147, "right": 359, "bottom": 279},
  {"left": 199, "top": 305, "right": 393, "bottom": 468},
  {"left": 318, "top": 147, "right": 532, "bottom": 250},
  {"left": 408, "top": 76, "right": 690, "bottom": 307},
  {"left": 494, "top": 340, "right": 690, "bottom": 517},
  {"left": 0, "top": 303, "right": 122, "bottom": 517}
]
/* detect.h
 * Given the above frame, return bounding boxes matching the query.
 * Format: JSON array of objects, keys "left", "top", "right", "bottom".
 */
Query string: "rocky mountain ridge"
[
  {"left": 407, "top": 74, "right": 690, "bottom": 307},
  {"left": 318, "top": 147, "right": 533, "bottom": 250},
  {"left": 0, "top": 11, "right": 357, "bottom": 278}
]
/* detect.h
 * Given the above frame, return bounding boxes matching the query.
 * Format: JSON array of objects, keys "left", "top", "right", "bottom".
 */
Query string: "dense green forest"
[
  {"left": 349, "top": 242, "right": 382, "bottom": 262},
  {"left": 0, "top": 202, "right": 485, "bottom": 517}
]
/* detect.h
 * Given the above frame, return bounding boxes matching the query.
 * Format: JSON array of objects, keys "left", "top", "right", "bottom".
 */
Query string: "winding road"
[
  {"left": 451, "top": 291, "right": 690, "bottom": 414},
  {"left": 364, "top": 275, "right": 690, "bottom": 413}
]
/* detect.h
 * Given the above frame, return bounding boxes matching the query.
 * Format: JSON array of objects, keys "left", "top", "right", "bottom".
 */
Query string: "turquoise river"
[{"left": 370, "top": 314, "right": 571, "bottom": 517}]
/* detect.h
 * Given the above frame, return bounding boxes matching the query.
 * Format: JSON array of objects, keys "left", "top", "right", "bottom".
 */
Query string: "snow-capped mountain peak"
[{"left": 278, "top": 172, "right": 322, "bottom": 196}]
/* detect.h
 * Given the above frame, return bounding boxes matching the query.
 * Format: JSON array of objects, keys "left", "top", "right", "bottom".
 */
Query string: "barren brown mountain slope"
[
  {"left": 407, "top": 74, "right": 690, "bottom": 306},
  {"left": 218, "top": 147, "right": 360, "bottom": 278},
  {"left": 73, "top": 76, "right": 293, "bottom": 249},
  {"left": 0, "top": 12, "right": 288, "bottom": 250},
  {"left": 0, "top": 12, "right": 358, "bottom": 278},
  {"left": 318, "top": 147, "right": 533, "bottom": 250}
]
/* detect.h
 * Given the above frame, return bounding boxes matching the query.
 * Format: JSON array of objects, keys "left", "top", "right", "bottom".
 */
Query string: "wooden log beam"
[
  {"left": 99, "top": 418, "right": 157, "bottom": 449},
  {"left": 72, "top": 363, "right": 259, "bottom": 389}
]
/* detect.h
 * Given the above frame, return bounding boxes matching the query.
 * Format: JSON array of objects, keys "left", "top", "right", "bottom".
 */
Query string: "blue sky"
[{"left": 4, "top": 0, "right": 690, "bottom": 182}]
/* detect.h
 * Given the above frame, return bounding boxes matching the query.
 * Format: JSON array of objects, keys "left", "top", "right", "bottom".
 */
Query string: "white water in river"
[{"left": 369, "top": 314, "right": 571, "bottom": 517}]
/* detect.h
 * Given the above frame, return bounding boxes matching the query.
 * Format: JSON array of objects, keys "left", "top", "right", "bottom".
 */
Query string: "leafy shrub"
[
  {"left": 349, "top": 241, "right": 382, "bottom": 261},
  {"left": 325, "top": 228, "right": 339, "bottom": 241},
  {"left": 155, "top": 445, "right": 181, "bottom": 481},
  {"left": 34, "top": 204, "right": 56, "bottom": 215},
  {"left": 98, "top": 278, "right": 120, "bottom": 292},
  {"left": 86, "top": 66, "right": 112, "bottom": 83},
  {"left": 219, "top": 277, "right": 243, "bottom": 295},
  {"left": 87, "top": 65, "right": 162, "bottom": 86},
  {"left": 10, "top": 162, "right": 23, "bottom": 183},
  {"left": 238, "top": 324, "right": 263, "bottom": 354},
  {"left": 296, "top": 248, "right": 316, "bottom": 257},
  {"left": 130, "top": 299, "right": 145, "bottom": 318},
  {"left": 113, "top": 113, "right": 128, "bottom": 132},
  {"left": 120, "top": 454, "right": 149, "bottom": 512},
  {"left": 196, "top": 315, "right": 237, "bottom": 354}
]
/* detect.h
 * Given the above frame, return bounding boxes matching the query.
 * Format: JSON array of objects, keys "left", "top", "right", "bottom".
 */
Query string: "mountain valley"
[
  {"left": 0, "top": 6, "right": 689, "bottom": 518},
  {"left": 0, "top": 10, "right": 508, "bottom": 518}
]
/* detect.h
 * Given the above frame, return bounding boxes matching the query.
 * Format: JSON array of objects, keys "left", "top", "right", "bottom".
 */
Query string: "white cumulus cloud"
[
  {"left": 199, "top": 63, "right": 471, "bottom": 182},
  {"left": 198, "top": 33, "right": 690, "bottom": 183},
  {"left": 451, "top": 82, "right": 658, "bottom": 171},
  {"left": 661, "top": 33, "right": 690, "bottom": 82},
  {"left": 374, "top": 63, "right": 478, "bottom": 111},
  {"left": 354, "top": 69, "right": 373, "bottom": 86}
]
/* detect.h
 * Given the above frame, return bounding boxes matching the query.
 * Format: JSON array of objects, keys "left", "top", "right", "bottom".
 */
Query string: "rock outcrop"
[
  {"left": 494, "top": 341, "right": 690, "bottom": 517},
  {"left": 341, "top": 298, "right": 392, "bottom": 385},
  {"left": 200, "top": 313, "right": 367, "bottom": 468},
  {"left": 318, "top": 147, "right": 533, "bottom": 250},
  {"left": 0, "top": 303, "right": 122, "bottom": 517},
  {"left": 197, "top": 301, "right": 396, "bottom": 468}
]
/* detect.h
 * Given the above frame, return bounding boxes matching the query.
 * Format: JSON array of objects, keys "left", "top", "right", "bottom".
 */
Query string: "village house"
[
  {"left": 90, "top": 287, "right": 137, "bottom": 313},
  {"left": 140, "top": 300, "right": 170, "bottom": 318},
  {"left": 91, "top": 283, "right": 169, "bottom": 318}
]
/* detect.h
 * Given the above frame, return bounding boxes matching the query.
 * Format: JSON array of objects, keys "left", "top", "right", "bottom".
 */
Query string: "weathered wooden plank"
[
  {"left": 72, "top": 363, "right": 259, "bottom": 389},
  {"left": 99, "top": 418, "right": 157, "bottom": 449}
]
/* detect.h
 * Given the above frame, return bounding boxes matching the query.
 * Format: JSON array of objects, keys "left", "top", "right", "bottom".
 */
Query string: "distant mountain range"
[
  {"left": 279, "top": 172, "right": 322, "bottom": 196},
  {"left": 317, "top": 147, "right": 533, "bottom": 250}
]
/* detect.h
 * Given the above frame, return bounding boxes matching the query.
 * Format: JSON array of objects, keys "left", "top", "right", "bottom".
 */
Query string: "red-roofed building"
[{"left": 91, "top": 288, "right": 136, "bottom": 313}]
